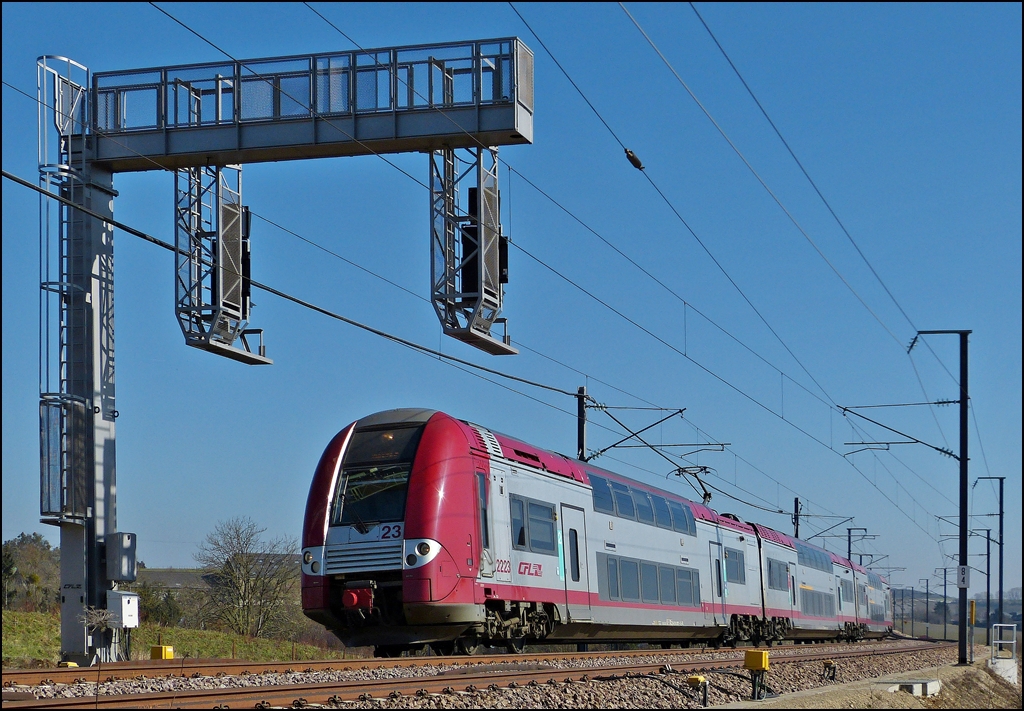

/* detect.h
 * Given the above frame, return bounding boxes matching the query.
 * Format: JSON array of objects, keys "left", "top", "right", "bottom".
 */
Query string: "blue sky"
[{"left": 3, "top": 3, "right": 1020, "bottom": 598}]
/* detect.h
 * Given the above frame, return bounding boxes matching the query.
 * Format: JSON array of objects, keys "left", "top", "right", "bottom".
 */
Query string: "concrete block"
[
  {"left": 988, "top": 658, "right": 1018, "bottom": 686},
  {"left": 885, "top": 679, "right": 942, "bottom": 696}
]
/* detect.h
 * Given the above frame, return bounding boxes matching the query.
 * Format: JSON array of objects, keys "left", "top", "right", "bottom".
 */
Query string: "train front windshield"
[{"left": 331, "top": 425, "right": 424, "bottom": 527}]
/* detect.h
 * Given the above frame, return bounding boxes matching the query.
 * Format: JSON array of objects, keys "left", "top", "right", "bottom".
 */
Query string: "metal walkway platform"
[{"left": 88, "top": 38, "right": 533, "bottom": 172}]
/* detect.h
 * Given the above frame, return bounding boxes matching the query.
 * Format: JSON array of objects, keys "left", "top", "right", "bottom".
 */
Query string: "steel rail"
[
  {"left": 3, "top": 642, "right": 951, "bottom": 709},
  {"left": 0, "top": 639, "right": 898, "bottom": 687}
]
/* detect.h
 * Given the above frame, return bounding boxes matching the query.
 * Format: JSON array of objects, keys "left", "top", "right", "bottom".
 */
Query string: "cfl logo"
[{"left": 518, "top": 562, "right": 543, "bottom": 577}]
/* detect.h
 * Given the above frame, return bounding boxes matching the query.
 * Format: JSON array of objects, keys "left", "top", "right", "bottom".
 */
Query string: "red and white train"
[{"left": 301, "top": 409, "right": 892, "bottom": 655}]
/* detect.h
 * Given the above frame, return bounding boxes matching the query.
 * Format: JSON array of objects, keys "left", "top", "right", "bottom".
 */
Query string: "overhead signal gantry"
[{"left": 36, "top": 37, "right": 533, "bottom": 664}]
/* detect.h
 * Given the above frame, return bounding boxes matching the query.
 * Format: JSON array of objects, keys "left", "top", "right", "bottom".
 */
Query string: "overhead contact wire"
[
  {"left": 620, "top": 2, "right": 905, "bottom": 352},
  {"left": 512, "top": 1, "right": 840, "bottom": 410},
  {"left": 687, "top": 3, "right": 955, "bottom": 445}
]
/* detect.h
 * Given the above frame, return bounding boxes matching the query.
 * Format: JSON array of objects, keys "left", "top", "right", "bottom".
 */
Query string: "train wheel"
[
  {"left": 506, "top": 637, "right": 526, "bottom": 654},
  {"left": 455, "top": 637, "right": 480, "bottom": 656}
]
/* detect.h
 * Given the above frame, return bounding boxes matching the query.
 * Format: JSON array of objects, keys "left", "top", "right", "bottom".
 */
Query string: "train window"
[
  {"left": 840, "top": 579, "right": 854, "bottom": 605},
  {"left": 511, "top": 498, "right": 526, "bottom": 549},
  {"left": 724, "top": 547, "right": 745, "bottom": 584},
  {"left": 800, "top": 589, "right": 836, "bottom": 618},
  {"left": 589, "top": 475, "right": 615, "bottom": 514},
  {"left": 794, "top": 540, "right": 833, "bottom": 573},
  {"left": 528, "top": 501, "right": 556, "bottom": 554},
  {"left": 344, "top": 425, "right": 424, "bottom": 465},
  {"left": 767, "top": 558, "right": 789, "bottom": 591},
  {"left": 633, "top": 489, "right": 656, "bottom": 525},
  {"left": 476, "top": 473, "right": 489, "bottom": 549},
  {"left": 715, "top": 559, "right": 723, "bottom": 598},
  {"left": 651, "top": 495, "right": 672, "bottom": 529},
  {"left": 791, "top": 576, "right": 796, "bottom": 606},
  {"left": 610, "top": 481, "right": 636, "bottom": 520},
  {"left": 619, "top": 559, "right": 640, "bottom": 601},
  {"left": 676, "top": 568, "right": 699, "bottom": 607},
  {"left": 668, "top": 500, "right": 696, "bottom": 536},
  {"left": 641, "top": 562, "right": 659, "bottom": 603},
  {"left": 858, "top": 584, "right": 868, "bottom": 608},
  {"left": 607, "top": 557, "right": 620, "bottom": 599},
  {"left": 569, "top": 529, "right": 580, "bottom": 582},
  {"left": 331, "top": 464, "right": 411, "bottom": 526},
  {"left": 659, "top": 566, "right": 676, "bottom": 604}
]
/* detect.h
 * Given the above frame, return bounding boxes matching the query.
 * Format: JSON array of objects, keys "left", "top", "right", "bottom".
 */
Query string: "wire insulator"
[{"left": 625, "top": 148, "right": 645, "bottom": 170}]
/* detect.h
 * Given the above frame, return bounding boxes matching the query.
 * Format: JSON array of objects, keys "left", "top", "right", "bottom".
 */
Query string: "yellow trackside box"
[
  {"left": 744, "top": 650, "right": 770, "bottom": 672},
  {"left": 151, "top": 645, "right": 174, "bottom": 660}
]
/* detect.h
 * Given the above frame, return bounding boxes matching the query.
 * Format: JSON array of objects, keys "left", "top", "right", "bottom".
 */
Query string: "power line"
[
  {"left": 624, "top": 4, "right": 977, "bottom": 501},
  {"left": 685, "top": 2, "right": 959, "bottom": 447},
  {"left": 620, "top": 2, "right": 905, "bottom": 351},
  {"left": 511, "top": 1, "right": 839, "bottom": 410},
  {"left": 688, "top": 2, "right": 962, "bottom": 391},
  {"left": 686, "top": 2, "right": 918, "bottom": 336}
]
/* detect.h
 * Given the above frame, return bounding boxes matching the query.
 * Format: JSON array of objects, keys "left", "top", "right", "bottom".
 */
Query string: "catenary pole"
[{"left": 917, "top": 329, "right": 970, "bottom": 663}]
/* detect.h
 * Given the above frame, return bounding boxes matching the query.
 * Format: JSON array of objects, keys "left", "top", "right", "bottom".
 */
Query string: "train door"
[
  {"left": 709, "top": 541, "right": 726, "bottom": 624},
  {"left": 489, "top": 462, "right": 512, "bottom": 583},
  {"left": 560, "top": 504, "right": 591, "bottom": 621},
  {"left": 476, "top": 471, "right": 494, "bottom": 578}
]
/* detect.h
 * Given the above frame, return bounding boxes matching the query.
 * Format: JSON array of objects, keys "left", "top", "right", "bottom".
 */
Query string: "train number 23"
[{"left": 380, "top": 524, "right": 402, "bottom": 540}]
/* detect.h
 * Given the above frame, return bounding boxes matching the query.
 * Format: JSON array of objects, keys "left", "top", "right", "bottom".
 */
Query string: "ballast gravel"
[{"left": 19, "top": 640, "right": 957, "bottom": 708}]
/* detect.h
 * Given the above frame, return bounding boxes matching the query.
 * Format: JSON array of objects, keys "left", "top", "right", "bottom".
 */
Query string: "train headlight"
[
  {"left": 416, "top": 542, "right": 431, "bottom": 556},
  {"left": 311, "top": 561, "right": 320, "bottom": 573},
  {"left": 303, "top": 551, "right": 313, "bottom": 565},
  {"left": 406, "top": 554, "right": 418, "bottom": 566}
]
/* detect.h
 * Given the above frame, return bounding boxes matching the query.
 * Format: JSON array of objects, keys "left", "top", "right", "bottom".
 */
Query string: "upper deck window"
[
  {"left": 633, "top": 489, "right": 656, "bottom": 525},
  {"left": 589, "top": 475, "right": 616, "bottom": 514},
  {"left": 344, "top": 425, "right": 424, "bottom": 465},
  {"left": 611, "top": 481, "right": 636, "bottom": 519},
  {"left": 589, "top": 473, "right": 697, "bottom": 537}
]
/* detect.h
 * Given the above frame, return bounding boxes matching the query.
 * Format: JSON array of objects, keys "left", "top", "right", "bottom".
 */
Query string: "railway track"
[
  {"left": 0, "top": 639, "right": 898, "bottom": 687},
  {"left": 2, "top": 641, "right": 952, "bottom": 709}
]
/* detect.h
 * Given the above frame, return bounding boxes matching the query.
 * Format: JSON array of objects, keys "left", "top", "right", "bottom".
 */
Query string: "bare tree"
[{"left": 194, "top": 517, "right": 298, "bottom": 638}]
